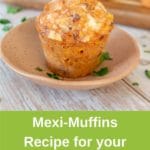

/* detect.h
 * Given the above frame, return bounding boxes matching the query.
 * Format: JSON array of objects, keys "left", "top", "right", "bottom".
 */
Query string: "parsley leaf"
[
  {"left": 2, "top": 25, "right": 12, "bottom": 32},
  {"left": 93, "top": 67, "right": 109, "bottom": 76},
  {"left": 145, "top": 70, "right": 150, "bottom": 79},
  {"left": 47, "top": 73, "right": 60, "bottom": 80},
  {"left": 35, "top": 67, "right": 43, "bottom": 72},
  {"left": 132, "top": 82, "right": 139, "bottom": 86},
  {"left": 100, "top": 52, "right": 112, "bottom": 63},
  {"left": 0, "top": 19, "right": 11, "bottom": 24},
  {"left": 7, "top": 5, "right": 22, "bottom": 14},
  {"left": 21, "top": 17, "right": 27, "bottom": 22}
]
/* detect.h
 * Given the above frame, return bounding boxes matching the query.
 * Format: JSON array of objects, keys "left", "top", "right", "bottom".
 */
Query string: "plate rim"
[{"left": 0, "top": 21, "right": 140, "bottom": 88}]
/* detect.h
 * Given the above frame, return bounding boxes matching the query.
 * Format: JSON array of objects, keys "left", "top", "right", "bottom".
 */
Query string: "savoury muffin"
[{"left": 36, "top": 0, "right": 114, "bottom": 78}]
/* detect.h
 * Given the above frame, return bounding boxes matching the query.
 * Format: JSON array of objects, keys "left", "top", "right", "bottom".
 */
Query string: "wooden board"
[
  {"left": 3, "top": 0, "right": 149, "bottom": 8},
  {"left": 101, "top": 0, "right": 150, "bottom": 29},
  {"left": 0, "top": 60, "right": 150, "bottom": 111}
]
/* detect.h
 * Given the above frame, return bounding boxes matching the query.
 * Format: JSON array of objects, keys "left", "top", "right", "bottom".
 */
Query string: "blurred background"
[{"left": 0, "top": 0, "right": 150, "bottom": 29}]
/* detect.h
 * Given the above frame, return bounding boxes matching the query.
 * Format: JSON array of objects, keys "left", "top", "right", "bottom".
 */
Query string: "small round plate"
[{"left": 0, "top": 19, "right": 140, "bottom": 90}]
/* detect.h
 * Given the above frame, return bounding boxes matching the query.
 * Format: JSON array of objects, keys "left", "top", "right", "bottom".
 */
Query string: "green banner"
[{"left": 0, "top": 112, "right": 150, "bottom": 150}]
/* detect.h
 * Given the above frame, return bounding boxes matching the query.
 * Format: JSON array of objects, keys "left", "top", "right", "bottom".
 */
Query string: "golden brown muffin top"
[{"left": 36, "top": 0, "right": 113, "bottom": 43}]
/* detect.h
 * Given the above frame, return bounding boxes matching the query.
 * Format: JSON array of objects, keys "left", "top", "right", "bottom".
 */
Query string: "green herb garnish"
[
  {"left": 7, "top": 5, "right": 22, "bottom": 14},
  {"left": 144, "top": 50, "right": 150, "bottom": 53},
  {"left": 21, "top": 17, "right": 27, "bottom": 22},
  {"left": 35, "top": 67, "right": 43, "bottom": 72},
  {"left": 47, "top": 73, "right": 60, "bottom": 80},
  {"left": 93, "top": 67, "right": 109, "bottom": 76},
  {"left": 100, "top": 52, "right": 112, "bottom": 63},
  {"left": 132, "top": 82, "right": 139, "bottom": 86},
  {"left": 0, "top": 19, "right": 11, "bottom": 24},
  {"left": 2, "top": 25, "right": 12, "bottom": 32},
  {"left": 145, "top": 70, "right": 150, "bottom": 79}
]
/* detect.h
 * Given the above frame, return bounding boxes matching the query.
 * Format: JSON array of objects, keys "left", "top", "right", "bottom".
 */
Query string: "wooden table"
[{"left": 0, "top": 3, "right": 150, "bottom": 110}]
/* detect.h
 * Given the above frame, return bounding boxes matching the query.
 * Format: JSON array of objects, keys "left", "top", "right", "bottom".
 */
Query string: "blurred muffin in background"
[{"left": 36, "top": 0, "right": 114, "bottom": 78}]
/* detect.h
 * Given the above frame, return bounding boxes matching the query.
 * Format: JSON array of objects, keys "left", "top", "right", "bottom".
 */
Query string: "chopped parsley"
[
  {"left": 93, "top": 67, "right": 109, "bottom": 76},
  {"left": 7, "top": 5, "right": 22, "bottom": 14},
  {"left": 100, "top": 52, "right": 112, "bottom": 63},
  {"left": 35, "top": 67, "right": 60, "bottom": 80},
  {"left": 2, "top": 25, "right": 12, "bottom": 32},
  {"left": 35, "top": 67, "right": 43, "bottom": 72},
  {"left": 145, "top": 70, "right": 150, "bottom": 79},
  {"left": 21, "top": 17, "right": 27, "bottom": 22},
  {"left": 132, "top": 82, "right": 139, "bottom": 86},
  {"left": 0, "top": 19, "right": 11, "bottom": 24},
  {"left": 47, "top": 73, "right": 60, "bottom": 80}
]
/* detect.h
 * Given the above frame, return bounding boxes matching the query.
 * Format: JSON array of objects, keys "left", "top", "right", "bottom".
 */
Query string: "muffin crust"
[{"left": 36, "top": 0, "right": 113, "bottom": 43}]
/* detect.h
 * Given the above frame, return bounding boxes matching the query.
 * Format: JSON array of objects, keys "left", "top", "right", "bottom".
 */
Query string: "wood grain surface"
[
  {"left": 3, "top": 0, "right": 48, "bottom": 9},
  {"left": 0, "top": 3, "right": 150, "bottom": 110}
]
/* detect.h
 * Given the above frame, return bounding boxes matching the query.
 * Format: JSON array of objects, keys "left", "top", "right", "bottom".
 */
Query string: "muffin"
[{"left": 36, "top": 0, "right": 114, "bottom": 78}]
